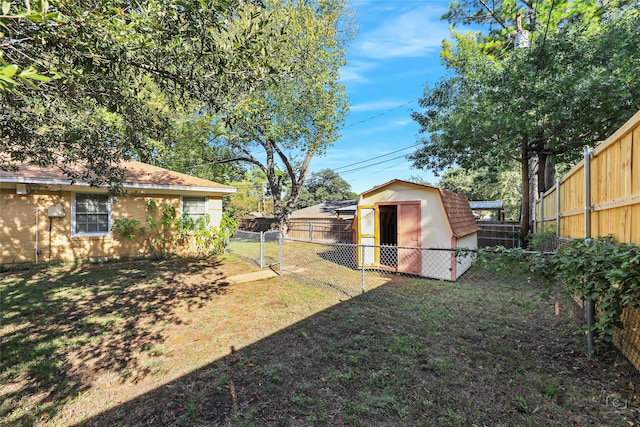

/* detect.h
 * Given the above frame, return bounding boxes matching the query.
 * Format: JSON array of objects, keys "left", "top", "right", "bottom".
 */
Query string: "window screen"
[
  {"left": 74, "top": 194, "right": 110, "bottom": 234},
  {"left": 183, "top": 196, "right": 207, "bottom": 229}
]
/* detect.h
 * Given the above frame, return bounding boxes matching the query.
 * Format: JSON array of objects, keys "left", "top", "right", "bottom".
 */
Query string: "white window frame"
[
  {"left": 181, "top": 196, "right": 209, "bottom": 230},
  {"left": 71, "top": 193, "right": 112, "bottom": 237}
]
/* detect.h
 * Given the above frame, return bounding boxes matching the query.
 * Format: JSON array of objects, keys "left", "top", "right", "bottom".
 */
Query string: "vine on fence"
[
  {"left": 112, "top": 199, "right": 238, "bottom": 258},
  {"left": 551, "top": 237, "right": 640, "bottom": 349},
  {"left": 473, "top": 236, "right": 640, "bottom": 352}
]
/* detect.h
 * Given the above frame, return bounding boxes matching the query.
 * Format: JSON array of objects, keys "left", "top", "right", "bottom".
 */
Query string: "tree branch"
[{"left": 478, "top": 0, "right": 509, "bottom": 30}]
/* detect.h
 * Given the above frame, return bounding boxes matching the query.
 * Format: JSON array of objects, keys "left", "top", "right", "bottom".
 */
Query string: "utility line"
[
  {"left": 332, "top": 143, "right": 419, "bottom": 171},
  {"left": 338, "top": 154, "right": 410, "bottom": 175},
  {"left": 343, "top": 99, "right": 418, "bottom": 128}
]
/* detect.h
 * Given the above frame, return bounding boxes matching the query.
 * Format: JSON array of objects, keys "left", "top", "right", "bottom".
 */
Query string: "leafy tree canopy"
[
  {"left": 1, "top": 0, "right": 288, "bottom": 185},
  {"left": 411, "top": 1, "right": 640, "bottom": 234},
  {"left": 209, "top": 0, "right": 353, "bottom": 231},
  {"left": 438, "top": 167, "right": 521, "bottom": 220},
  {"left": 295, "top": 168, "right": 357, "bottom": 209}
]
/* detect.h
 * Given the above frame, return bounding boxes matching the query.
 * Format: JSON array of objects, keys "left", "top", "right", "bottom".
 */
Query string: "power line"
[
  {"left": 333, "top": 143, "right": 419, "bottom": 172},
  {"left": 339, "top": 153, "right": 410, "bottom": 175},
  {"left": 343, "top": 99, "right": 419, "bottom": 129}
]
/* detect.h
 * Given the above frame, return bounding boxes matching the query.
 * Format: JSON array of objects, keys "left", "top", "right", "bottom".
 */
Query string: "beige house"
[
  {"left": 0, "top": 161, "right": 235, "bottom": 263},
  {"left": 355, "top": 180, "right": 479, "bottom": 281}
]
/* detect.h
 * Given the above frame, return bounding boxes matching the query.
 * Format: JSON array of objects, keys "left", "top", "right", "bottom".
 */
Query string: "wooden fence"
[
  {"left": 534, "top": 110, "right": 640, "bottom": 370},
  {"left": 237, "top": 216, "right": 353, "bottom": 243},
  {"left": 476, "top": 221, "right": 522, "bottom": 248}
]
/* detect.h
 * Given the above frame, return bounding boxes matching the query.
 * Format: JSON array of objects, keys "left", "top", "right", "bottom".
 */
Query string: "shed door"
[
  {"left": 397, "top": 203, "right": 421, "bottom": 275},
  {"left": 357, "top": 205, "right": 378, "bottom": 267}
]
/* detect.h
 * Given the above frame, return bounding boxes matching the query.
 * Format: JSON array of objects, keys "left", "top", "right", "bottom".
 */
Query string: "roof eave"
[{"left": 0, "top": 177, "right": 236, "bottom": 194}]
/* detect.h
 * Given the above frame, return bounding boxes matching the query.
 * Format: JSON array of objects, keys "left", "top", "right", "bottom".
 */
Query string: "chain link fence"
[
  {"left": 226, "top": 232, "right": 640, "bottom": 384},
  {"left": 279, "top": 239, "right": 544, "bottom": 303},
  {"left": 228, "top": 231, "right": 541, "bottom": 303},
  {"left": 226, "top": 230, "right": 282, "bottom": 270}
]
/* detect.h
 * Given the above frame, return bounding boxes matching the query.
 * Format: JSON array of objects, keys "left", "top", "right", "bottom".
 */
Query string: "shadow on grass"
[
  {"left": 78, "top": 275, "right": 637, "bottom": 427},
  {"left": 0, "top": 258, "right": 227, "bottom": 426}
]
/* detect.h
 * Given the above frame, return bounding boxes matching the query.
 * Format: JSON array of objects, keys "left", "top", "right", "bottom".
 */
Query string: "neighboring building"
[
  {"left": 284, "top": 199, "right": 357, "bottom": 242},
  {"left": 290, "top": 199, "right": 357, "bottom": 220},
  {"left": 469, "top": 200, "right": 505, "bottom": 221},
  {"left": 0, "top": 161, "right": 236, "bottom": 263},
  {"left": 354, "top": 180, "right": 479, "bottom": 281}
]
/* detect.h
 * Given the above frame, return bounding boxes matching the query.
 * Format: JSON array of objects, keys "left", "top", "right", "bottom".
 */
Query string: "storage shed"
[{"left": 354, "top": 180, "right": 480, "bottom": 281}]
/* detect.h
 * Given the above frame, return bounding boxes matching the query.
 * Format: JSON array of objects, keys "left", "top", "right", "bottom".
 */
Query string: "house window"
[
  {"left": 182, "top": 196, "right": 208, "bottom": 229},
  {"left": 73, "top": 193, "right": 111, "bottom": 235}
]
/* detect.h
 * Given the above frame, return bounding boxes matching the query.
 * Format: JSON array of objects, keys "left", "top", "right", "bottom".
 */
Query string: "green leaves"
[
  {"left": 473, "top": 236, "right": 640, "bottom": 352},
  {"left": 551, "top": 237, "right": 640, "bottom": 350}
]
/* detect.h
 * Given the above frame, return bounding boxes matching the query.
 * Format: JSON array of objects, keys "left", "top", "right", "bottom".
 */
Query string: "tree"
[
  {"left": 148, "top": 110, "right": 246, "bottom": 185},
  {"left": 1, "top": 0, "right": 287, "bottom": 185},
  {"left": 210, "top": 0, "right": 352, "bottom": 232},
  {"left": 295, "top": 168, "right": 357, "bottom": 209},
  {"left": 226, "top": 168, "right": 273, "bottom": 218},
  {"left": 411, "top": 2, "right": 640, "bottom": 235},
  {"left": 438, "top": 167, "right": 521, "bottom": 220}
]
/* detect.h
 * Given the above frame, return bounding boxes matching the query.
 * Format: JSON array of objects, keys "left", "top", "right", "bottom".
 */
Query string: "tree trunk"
[
  {"left": 537, "top": 152, "right": 548, "bottom": 193},
  {"left": 544, "top": 155, "right": 556, "bottom": 191}
]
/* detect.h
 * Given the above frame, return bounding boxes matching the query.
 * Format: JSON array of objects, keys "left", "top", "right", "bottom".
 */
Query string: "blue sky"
[{"left": 308, "top": 0, "right": 454, "bottom": 194}]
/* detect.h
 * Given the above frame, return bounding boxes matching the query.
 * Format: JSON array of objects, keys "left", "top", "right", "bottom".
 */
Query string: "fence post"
[
  {"left": 361, "top": 244, "right": 366, "bottom": 298},
  {"left": 279, "top": 231, "right": 283, "bottom": 275},
  {"left": 584, "top": 147, "right": 596, "bottom": 356},
  {"left": 260, "top": 231, "right": 265, "bottom": 269},
  {"left": 539, "top": 191, "right": 544, "bottom": 232},
  {"left": 556, "top": 177, "right": 562, "bottom": 237}
]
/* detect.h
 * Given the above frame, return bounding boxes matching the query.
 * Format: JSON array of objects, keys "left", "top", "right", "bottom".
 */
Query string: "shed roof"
[
  {"left": 360, "top": 179, "right": 480, "bottom": 238},
  {"left": 469, "top": 200, "right": 504, "bottom": 210},
  {"left": 439, "top": 189, "right": 481, "bottom": 238},
  {"left": 291, "top": 199, "right": 357, "bottom": 218},
  {"left": 0, "top": 160, "right": 236, "bottom": 194}
]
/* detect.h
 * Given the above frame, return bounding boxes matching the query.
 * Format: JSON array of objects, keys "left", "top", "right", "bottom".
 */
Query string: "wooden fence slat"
[{"left": 534, "top": 110, "right": 640, "bottom": 372}]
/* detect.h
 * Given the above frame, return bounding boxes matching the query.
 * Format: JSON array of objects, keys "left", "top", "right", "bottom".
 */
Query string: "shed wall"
[{"left": 360, "top": 183, "right": 452, "bottom": 249}]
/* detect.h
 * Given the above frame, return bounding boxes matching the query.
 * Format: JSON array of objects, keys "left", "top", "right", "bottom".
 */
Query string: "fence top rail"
[
  {"left": 542, "top": 109, "right": 640, "bottom": 202},
  {"left": 593, "top": 109, "right": 640, "bottom": 157}
]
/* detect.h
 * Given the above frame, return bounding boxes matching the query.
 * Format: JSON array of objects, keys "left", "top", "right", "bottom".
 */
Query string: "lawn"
[{"left": 1, "top": 255, "right": 638, "bottom": 426}]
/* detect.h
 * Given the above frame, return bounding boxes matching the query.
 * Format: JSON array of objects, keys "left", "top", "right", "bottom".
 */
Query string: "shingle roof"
[
  {"left": 359, "top": 180, "right": 480, "bottom": 238},
  {"left": 439, "top": 189, "right": 481, "bottom": 237},
  {"left": 0, "top": 160, "right": 235, "bottom": 193},
  {"left": 291, "top": 199, "right": 357, "bottom": 218}
]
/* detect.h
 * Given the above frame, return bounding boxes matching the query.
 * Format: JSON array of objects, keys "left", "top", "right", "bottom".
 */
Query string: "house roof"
[
  {"left": 469, "top": 200, "right": 504, "bottom": 210},
  {"left": 0, "top": 160, "right": 236, "bottom": 194},
  {"left": 360, "top": 179, "right": 480, "bottom": 238},
  {"left": 291, "top": 199, "right": 357, "bottom": 218}
]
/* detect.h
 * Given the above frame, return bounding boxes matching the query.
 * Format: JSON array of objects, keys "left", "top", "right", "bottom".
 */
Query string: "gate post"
[
  {"left": 260, "top": 231, "right": 265, "bottom": 269},
  {"left": 361, "top": 244, "right": 366, "bottom": 298}
]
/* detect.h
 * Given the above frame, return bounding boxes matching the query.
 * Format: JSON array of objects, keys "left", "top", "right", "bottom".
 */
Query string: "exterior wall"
[
  {"left": 453, "top": 232, "right": 478, "bottom": 279},
  {"left": 360, "top": 182, "right": 453, "bottom": 249},
  {"left": 207, "top": 197, "right": 224, "bottom": 227},
  {"left": 0, "top": 188, "right": 224, "bottom": 264},
  {"left": 420, "top": 249, "right": 456, "bottom": 281}
]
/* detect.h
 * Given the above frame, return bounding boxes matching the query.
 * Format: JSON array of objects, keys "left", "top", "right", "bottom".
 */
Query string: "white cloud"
[
  {"left": 350, "top": 100, "right": 406, "bottom": 112},
  {"left": 354, "top": 5, "right": 450, "bottom": 60},
  {"left": 339, "top": 60, "right": 377, "bottom": 83}
]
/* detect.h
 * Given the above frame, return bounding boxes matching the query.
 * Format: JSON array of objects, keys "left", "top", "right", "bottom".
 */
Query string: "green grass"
[{"left": 1, "top": 256, "right": 638, "bottom": 426}]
